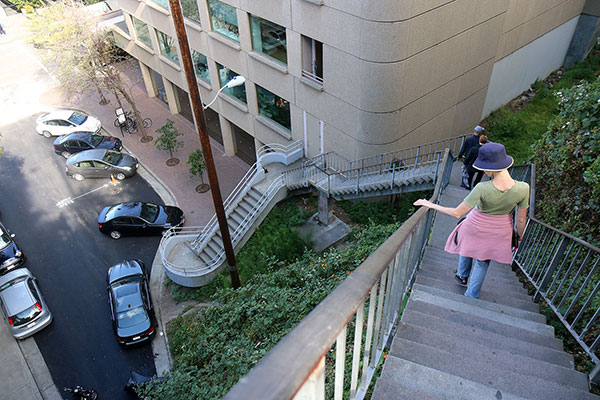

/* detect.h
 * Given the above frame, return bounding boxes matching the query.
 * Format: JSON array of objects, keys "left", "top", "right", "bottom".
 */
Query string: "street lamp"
[
  {"left": 203, "top": 76, "right": 246, "bottom": 110},
  {"left": 168, "top": 0, "right": 241, "bottom": 288}
]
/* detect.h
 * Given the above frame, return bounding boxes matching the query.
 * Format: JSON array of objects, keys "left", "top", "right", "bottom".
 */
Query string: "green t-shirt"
[{"left": 464, "top": 180, "right": 530, "bottom": 215}]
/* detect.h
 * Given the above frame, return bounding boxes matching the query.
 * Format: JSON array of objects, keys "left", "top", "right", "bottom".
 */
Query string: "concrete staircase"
[{"left": 372, "top": 176, "right": 600, "bottom": 399}]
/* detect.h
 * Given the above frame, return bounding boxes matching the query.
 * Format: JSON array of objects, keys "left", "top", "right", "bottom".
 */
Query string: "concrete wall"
[
  {"left": 482, "top": 16, "right": 580, "bottom": 117},
  {"left": 109, "top": 0, "right": 590, "bottom": 164}
]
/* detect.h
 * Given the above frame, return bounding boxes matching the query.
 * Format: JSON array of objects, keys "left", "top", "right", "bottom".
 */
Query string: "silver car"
[
  {"left": 65, "top": 149, "right": 139, "bottom": 181},
  {"left": 0, "top": 268, "right": 52, "bottom": 339}
]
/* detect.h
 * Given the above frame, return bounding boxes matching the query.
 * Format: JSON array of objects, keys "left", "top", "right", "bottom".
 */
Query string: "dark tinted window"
[
  {"left": 11, "top": 303, "right": 42, "bottom": 326},
  {"left": 89, "top": 134, "right": 103, "bottom": 147},
  {"left": 102, "top": 151, "right": 122, "bottom": 165},
  {"left": 140, "top": 203, "right": 159, "bottom": 223}
]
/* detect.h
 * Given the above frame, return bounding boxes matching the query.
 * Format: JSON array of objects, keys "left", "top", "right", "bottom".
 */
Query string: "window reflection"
[
  {"left": 257, "top": 85, "right": 290, "bottom": 130},
  {"left": 192, "top": 50, "right": 210, "bottom": 83},
  {"left": 132, "top": 17, "right": 153, "bottom": 49},
  {"left": 250, "top": 15, "right": 287, "bottom": 65},
  {"left": 217, "top": 64, "right": 246, "bottom": 104},
  {"left": 207, "top": 0, "right": 239, "bottom": 42},
  {"left": 157, "top": 30, "right": 179, "bottom": 65}
]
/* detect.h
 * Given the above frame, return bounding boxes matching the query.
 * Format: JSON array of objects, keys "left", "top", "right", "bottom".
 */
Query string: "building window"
[
  {"left": 217, "top": 63, "right": 246, "bottom": 104},
  {"left": 249, "top": 15, "right": 287, "bottom": 65},
  {"left": 156, "top": 30, "right": 179, "bottom": 65},
  {"left": 149, "top": 0, "right": 168, "bottom": 8},
  {"left": 207, "top": 0, "right": 239, "bottom": 42},
  {"left": 257, "top": 85, "right": 290, "bottom": 130},
  {"left": 192, "top": 50, "right": 210, "bottom": 83},
  {"left": 301, "top": 35, "right": 323, "bottom": 83},
  {"left": 181, "top": 0, "right": 201, "bottom": 24},
  {"left": 132, "top": 17, "right": 153, "bottom": 49}
]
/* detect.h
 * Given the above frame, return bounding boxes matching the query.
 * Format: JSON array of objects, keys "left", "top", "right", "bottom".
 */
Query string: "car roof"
[
  {"left": 0, "top": 269, "right": 35, "bottom": 315},
  {"left": 108, "top": 259, "right": 144, "bottom": 284},
  {"left": 42, "top": 110, "right": 79, "bottom": 120},
  {"left": 105, "top": 202, "right": 152, "bottom": 219},
  {"left": 56, "top": 132, "right": 97, "bottom": 143},
  {"left": 114, "top": 283, "right": 143, "bottom": 312},
  {"left": 67, "top": 149, "right": 108, "bottom": 164}
]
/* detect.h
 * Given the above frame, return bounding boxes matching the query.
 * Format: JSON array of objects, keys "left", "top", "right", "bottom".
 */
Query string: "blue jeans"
[{"left": 457, "top": 256, "right": 491, "bottom": 299}]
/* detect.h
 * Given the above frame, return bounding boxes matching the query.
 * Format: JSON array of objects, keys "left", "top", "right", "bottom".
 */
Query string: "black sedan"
[
  {"left": 53, "top": 132, "right": 122, "bottom": 158},
  {"left": 0, "top": 222, "right": 25, "bottom": 275},
  {"left": 107, "top": 260, "right": 155, "bottom": 346},
  {"left": 97, "top": 202, "right": 185, "bottom": 240}
]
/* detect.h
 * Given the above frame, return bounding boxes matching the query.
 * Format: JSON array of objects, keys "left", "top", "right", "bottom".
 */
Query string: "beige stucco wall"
[{"left": 110, "top": 0, "right": 589, "bottom": 163}]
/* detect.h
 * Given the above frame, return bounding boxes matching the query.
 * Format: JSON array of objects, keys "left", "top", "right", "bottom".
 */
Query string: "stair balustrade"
[{"left": 222, "top": 149, "right": 455, "bottom": 400}]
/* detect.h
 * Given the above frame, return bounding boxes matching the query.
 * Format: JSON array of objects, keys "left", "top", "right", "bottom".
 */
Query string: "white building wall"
[{"left": 482, "top": 16, "right": 580, "bottom": 117}]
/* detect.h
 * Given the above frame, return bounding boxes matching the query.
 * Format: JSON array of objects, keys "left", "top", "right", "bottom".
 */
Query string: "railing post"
[
  {"left": 413, "top": 146, "right": 420, "bottom": 169},
  {"left": 292, "top": 356, "right": 325, "bottom": 400},
  {"left": 534, "top": 237, "right": 568, "bottom": 302}
]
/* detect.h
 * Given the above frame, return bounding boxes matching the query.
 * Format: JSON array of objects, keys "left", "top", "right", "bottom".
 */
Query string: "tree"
[
  {"left": 532, "top": 77, "right": 600, "bottom": 246},
  {"left": 154, "top": 119, "right": 184, "bottom": 166},
  {"left": 27, "top": 1, "right": 152, "bottom": 142},
  {"left": 187, "top": 148, "right": 209, "bottom": 193}
]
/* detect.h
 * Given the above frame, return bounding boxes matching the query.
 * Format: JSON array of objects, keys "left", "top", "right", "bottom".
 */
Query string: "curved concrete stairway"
[{"left": 372, "top": 178, "right": 600, "bottom": 399}]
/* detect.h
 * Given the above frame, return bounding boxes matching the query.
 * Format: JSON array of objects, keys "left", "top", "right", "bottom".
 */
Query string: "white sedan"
[{"left": 35, "top": 110, "right": 102, "bottom": 137}]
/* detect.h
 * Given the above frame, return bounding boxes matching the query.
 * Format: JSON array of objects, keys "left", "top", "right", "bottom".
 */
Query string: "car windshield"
[
  {"left": 102, "top": 150, "right": 122, "bottom": 165},
  {"left": 11, "top": 303, "right": 41, "bottom": 326},
  {"left": 140, "top": 204, "right": 159, "bottom": 223},
  {"left": 89, "top": 134, "right": 103, "bottom": 147},
  {"left": 68, "top": 112, "right": 88, "bottom": 126},
  {"left": 117, "top": 306, "right": 147, "bottom": 328},
  {"left": 0, "top": 227, "right": 11, "bottom": 249},
  {"left": 0, "top": 276, "right": 26, "bottom": 291}
]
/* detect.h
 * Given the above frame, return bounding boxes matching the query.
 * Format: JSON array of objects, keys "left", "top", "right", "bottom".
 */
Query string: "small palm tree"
[
  {"left": 154, "top": 119, "right": 184, "bottom": 166},
  {"left": 187, "top": 148, "right": 209, "bottom": 193}
]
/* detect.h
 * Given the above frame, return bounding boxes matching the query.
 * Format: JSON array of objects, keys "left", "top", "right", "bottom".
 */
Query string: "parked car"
[
  {"left": 0, "top": 268, "right": 52, "bottom": 339},
  {"left": 66, "top": 149, "right": 138, "bottom": 181},
  {"left": 53, "top": 132, "right": 122, "bottom": 158},
  {"left": 98, "top": 202, "right": 184, "bottom": 240},
  {"left": 0, "top": 222, "right": 25, "bottom": 275},
  {"left": 107, "top": 260, "right": 155, "bottom": 346},
  {"left": 36, "top": 110, "right": 101, "bottom": 138}
]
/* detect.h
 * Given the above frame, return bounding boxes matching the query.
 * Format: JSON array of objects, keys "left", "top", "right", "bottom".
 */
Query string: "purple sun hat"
[{"left": 473, "top": 142, "right": 513, "bottom": 171}]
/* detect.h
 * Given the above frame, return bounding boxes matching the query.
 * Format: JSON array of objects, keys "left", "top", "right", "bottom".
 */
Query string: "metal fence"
[
  {"left": 512, "top": 164, "right": 600, "bottom": 385},
  {"left": 223, "top": 149, "right": 454, "bottom": 400}
]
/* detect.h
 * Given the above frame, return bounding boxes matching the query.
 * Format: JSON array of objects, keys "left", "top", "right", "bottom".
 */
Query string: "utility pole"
[{"left": 167, "top": 0, "right": 241, "bottom": 289}]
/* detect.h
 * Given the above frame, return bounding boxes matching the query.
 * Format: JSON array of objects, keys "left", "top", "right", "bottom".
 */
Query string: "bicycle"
[{"left": 113, "top": 111, "right": 152, "bottom": 135}]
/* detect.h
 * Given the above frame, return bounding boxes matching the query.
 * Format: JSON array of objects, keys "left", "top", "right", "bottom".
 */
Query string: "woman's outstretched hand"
[{"left": 413, "top": 199, "right": 431, "bottom": 207}]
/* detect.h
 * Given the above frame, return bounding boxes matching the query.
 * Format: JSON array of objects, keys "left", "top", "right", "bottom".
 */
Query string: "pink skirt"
[{"left": 444, "top": 208, "right": 513, "bottom": 264}]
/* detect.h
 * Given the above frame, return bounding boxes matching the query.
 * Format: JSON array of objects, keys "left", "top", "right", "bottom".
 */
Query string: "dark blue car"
[
  {"left": 53, "top": 132, "right": 122, "bottom": 158},
  {"left": 107, "top": 260, "right": 155, "bottom": 346},
  {"left": 0, "top": 222, "right": 25, "bottom": 275}
]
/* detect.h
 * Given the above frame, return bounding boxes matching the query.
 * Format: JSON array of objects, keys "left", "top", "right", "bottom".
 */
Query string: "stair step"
[
  {"left": 247, "top": 188, "right": 262, "bottom": 202},
  {"left": 372, "top": 377, "right": 444, "bottom": 400},
  {"left": 237, "top": 200, "right": 255, "bottom": 215},
  {"left": 412, "top": 284, "right": 543, "bottom": 323},
  {"left": 394, "top": 322, "right": 587, "bottom": 389},
  {"left": 406, "top": 299, "right": 563, "bottom": 350},
  {"left": 379, "top": 356, "right": 528, "bottom": 400},
  {"left": 415, "top": 275, "right": 538, "bottom": 312},
  {"left": 390, "top": 339, "right": 599, "bottom": 400},
  {"left": 421, "top": 254, "right": 522, "bottom": 281},
  {"left": 410, "top": 286, "right": 549, "bottom": 334},
  {"left": 203, "top": 242, "right": 218, "bottom": 260},
  {"left": 418, "top": 266, "right": 527, "bottom": 293}
]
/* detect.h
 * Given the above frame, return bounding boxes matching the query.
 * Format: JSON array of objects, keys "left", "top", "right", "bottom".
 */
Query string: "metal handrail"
[
  {"left": 512, "top": 164, "right": 600, "bottom": 385},
  {"left": 223, "top": 149, "right": 453, "bottom": 400}
]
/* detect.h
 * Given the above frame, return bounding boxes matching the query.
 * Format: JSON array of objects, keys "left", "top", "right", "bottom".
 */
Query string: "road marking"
[{"left": 55, "top": 183, "right": 112, "bottom": 208}]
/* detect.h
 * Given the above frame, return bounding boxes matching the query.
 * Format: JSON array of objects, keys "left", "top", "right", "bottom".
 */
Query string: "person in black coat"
[{"left": 463, "top": 135, "right": 488, "bottom": 189}]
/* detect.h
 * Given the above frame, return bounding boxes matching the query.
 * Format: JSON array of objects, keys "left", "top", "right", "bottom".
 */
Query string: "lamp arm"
[{"left": 203, "top": 86, "right": 227, "bottom": 110}]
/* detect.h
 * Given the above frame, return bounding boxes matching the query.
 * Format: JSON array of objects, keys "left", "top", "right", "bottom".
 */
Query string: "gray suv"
[
  {"left": 65, "top": 149, "right": 138, "bottom": 181},
  {"left": 0, "top": 268, "right": 53, "bottom": 339}
]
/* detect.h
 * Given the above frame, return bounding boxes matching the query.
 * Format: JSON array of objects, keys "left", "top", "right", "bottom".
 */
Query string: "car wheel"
[
  {"left": 61, "top": 151, "right": 71, "bottom": 159},
  {"left": 115, "top": 172, "right": 126, "bottom": 181},
  {"left": 43, "top": 131, "right": 52, "bottom": 138},
  {"left": 110, "top": 231, "right": 121, "bottom": 240},
  {"left": 73, "top": 173, "right": 85, "bottom": 181}
]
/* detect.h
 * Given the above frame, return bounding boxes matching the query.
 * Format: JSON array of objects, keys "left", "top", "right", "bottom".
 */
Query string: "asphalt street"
[{"left": 1, "top": 99, "right": 158, "bottom": 398}]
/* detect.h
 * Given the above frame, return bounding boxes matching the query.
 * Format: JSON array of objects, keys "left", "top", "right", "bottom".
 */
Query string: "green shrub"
[
  {"left": 138, "top": 222, "right": 401, "bottom": 399},
  {"left": 532, "top": 78, "right": 600, "bottom": 246},
  {"left": 338, "top": 190, "right": 431, "bottom": 225}
]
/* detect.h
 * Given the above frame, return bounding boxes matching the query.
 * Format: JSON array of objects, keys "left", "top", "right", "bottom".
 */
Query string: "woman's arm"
[
  {"left": 413, "top": 199, "right": 472, "bottom": 219},
  {"left": 516, "top": 207, "right": 528, "bottom": 239}
]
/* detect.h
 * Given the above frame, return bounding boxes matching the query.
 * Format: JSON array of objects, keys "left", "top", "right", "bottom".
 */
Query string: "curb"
[{"left": 18, "top": 338, "right": 62, "bottom": 400}]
